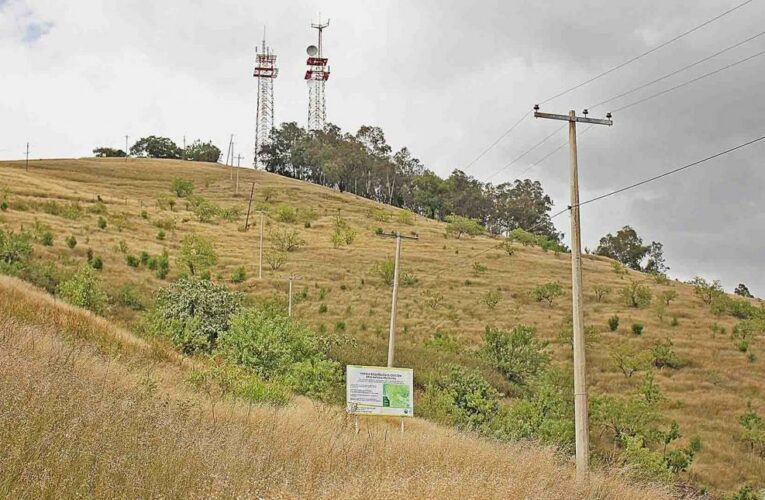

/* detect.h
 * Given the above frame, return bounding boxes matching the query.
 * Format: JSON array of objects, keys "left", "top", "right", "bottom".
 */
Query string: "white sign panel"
[{"left": 346, "top": 365, "right": 414, "bottom": 417}]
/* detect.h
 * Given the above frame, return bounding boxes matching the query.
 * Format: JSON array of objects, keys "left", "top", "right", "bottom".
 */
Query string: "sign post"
[{"left": 346, "top": 365, "right": 414, "bottom": 434}]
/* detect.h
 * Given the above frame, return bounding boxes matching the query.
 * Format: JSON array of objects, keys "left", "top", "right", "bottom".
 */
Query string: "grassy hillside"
[
  {"left": 0, "top": 275, "right": 669, "bottom": 498},
  {"left": 0, "top": 157, "right": 763, "bottom": 494}
]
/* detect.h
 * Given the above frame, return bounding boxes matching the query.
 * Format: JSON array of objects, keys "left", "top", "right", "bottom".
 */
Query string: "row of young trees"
[
  {"left": 259, "top": 123, "right": 563, "bottom": 241},
  {"left": 94, "top": 136, "right": 221, "bottom": 163}
]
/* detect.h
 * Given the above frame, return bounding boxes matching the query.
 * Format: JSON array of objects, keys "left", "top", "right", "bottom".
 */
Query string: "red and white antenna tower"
[
  {"left": 305, "top": 17, "right": 330, "bottom": 131},
  {"left": 253, "top": 28, "right": 278, "bottom": 168}
]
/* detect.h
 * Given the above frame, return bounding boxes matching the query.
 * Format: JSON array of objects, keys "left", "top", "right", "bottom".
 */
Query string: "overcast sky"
[{"left": 2, "top": 0, "right": 765, "bottom": 295}]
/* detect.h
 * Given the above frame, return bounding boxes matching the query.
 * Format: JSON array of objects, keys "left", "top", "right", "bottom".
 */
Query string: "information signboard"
[{"left": 346, "top": 365, "right": 414, "bottom": 417}]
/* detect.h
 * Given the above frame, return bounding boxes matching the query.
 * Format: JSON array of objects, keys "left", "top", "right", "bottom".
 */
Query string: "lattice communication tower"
[
  {"left": 253, "top": 33, "right": 278, "bottom": 168},
  {"left": 305, "top": 19, "right": 330, "bottom": 131}
]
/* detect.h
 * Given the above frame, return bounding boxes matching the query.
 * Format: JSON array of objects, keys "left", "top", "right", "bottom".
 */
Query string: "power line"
[
  {"left": 458, "top": 0, "right": 753, "bottom": 174},
  {"left": 484, "top": 124, "right": 565, "bottom": 182},
  {"left": 613, "top": 48, "right": 765, "bottom": 113},
  {"left": 461, "top": 112, "right": 531, "bottom": 172},
  {"left": 538, "top": 0, "right": 754, "bottom": 106},
  {"left": 517, "top": 125, "right": 596, "bottom": 178},
  {"left": 575, "top": 134, "right": 765, "bottom": 208},
  {"left": 589, "top": 28, "right": 765, "bottom": 110}
]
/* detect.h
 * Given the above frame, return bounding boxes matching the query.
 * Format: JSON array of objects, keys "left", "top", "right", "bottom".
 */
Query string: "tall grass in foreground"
[{"left": 0, "top": 276, "right": 669, "bottom": 499}]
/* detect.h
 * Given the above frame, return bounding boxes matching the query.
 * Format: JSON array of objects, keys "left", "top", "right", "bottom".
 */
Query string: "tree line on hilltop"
[
  {"left": 259, "top": 122, "right": 563, "bottom": 241},
  {"left": 94, "top": 136, "right": 221, "bottom": 163}
]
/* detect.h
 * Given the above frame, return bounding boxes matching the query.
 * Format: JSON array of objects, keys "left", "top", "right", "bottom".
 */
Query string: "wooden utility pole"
[
  {"left": 25, "top": 142, "right": 29, "bottom": 171},
  {"left": 533, "top": 106, "right": 612, "bottom": 481},
  {"left": 244, "top": 182, "right": 255, "bottom": 230},
  {"left": 378, "top": 231, "right": 418, "bottom": 367},
  {"left": 285, "top": 274, "right": 303, "bottom": 317}
]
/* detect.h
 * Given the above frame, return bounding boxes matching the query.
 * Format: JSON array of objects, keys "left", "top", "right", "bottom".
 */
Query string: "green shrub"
[
  {"left": 57, "top": 265, "right": 107, "bottom": 314},
  {"left": 0, "top": 228, "right": 32, "bottom": 271},
  {"left": 374, "top": 227, "right": 384, "bottom": 235},
  {"left": 17, "top": 260, "right": 63, "bottom": 294},
  {"left": 65, "top": 235, "right": 77, "bottom": 249},
  {"left": 140, "top": 210, "right": 148, "bottom": 219},
  {"left": 177, "top": 234, "right": 217, "bottom": 276},
  {"left": 218, "top": 308, "right": 340, "bottom": 399},
  {"left": 61, "top": 202, "right": 83, "bottom": 220},
  {"left": 367, "top": 207, "right": 390, "bottom": 222},
  {"left": 739, "top": 401, "right": 765, "bottom": 457},
  {"left": 334, "top": 320, "right": 346, "bottom": 332},
  {"left": 125, "top": 254, "right": 140, "bottom": 268},
  {"left": 318, "top": 303, "right": 328, "bottom": 314},
  {"left": 445, "top": 215, "right": 484, "bottom": 239},
  {"left": 689, "top": 276, "right": 723, "bottom": 305},
  {"left": 430, "top": 366, "right": 499, "bottom": 430},
  {"left": 594, "top": 285, "right": 611, "bottom": 302},
  {"left": 424, "top": 330, "right": 460, "bottom": 352},
  {"left": 651, "top": 338, "right": 681, "bottom": 369},
  {"left": 622, "top": 280, "right": 652, "bottom": 308},
  {"left": 97, "top": 216, "right": 107, "bottom": 230},
  {"left": 374, "top": 259, "right": 396, "bottom": 286},
  {"left": 401, "top": 272, "right": 418, "bottom": 287},
  {"left": 275, "top": 204, "right": 297, "bottom": 223},
  {"left": 189, "top": 196, "right": 220, "bottom": 223},
  {"left": 271, "top": 228, "right": 305, "bottom": 252},
  {"left": 608, "top": 315, "right": 620, "bottom": 332},
  {"left": 331, "top": 216, "right": 356, "bottom": 248},
  {"left": 156, "top": 229, "right": 166, "bottom": 240},
  {"left": 660, "top": 290, "right": 678, "bottom": 305},
  {"left": 231, "top": 266, "right": 246, "bottom": 283},
  {"left": 482, "top": 289, "right": 501, "bottom": 310},
  {"left": 472, "top": 261, "right": 488, "bottom": 275},
  {"left": 153, "top": 217, "right": 176, "bottom": 231},
  {"left": 531, "top": 281, "right": 564, "bottom": 307},
  {"left": 670, "top": 316, "right": 679, "bottom": 327},
  {"left": 149, "top": 277, "right": 242, "bottom": 353},
  {"left": 0, "top": 201, "right": 8, "bottom": 211},
  {"left": 266, "top": 251, "right": 286, "bottom": 271},
  {"left": 509, "top": 228, "right": 567, "bottom": 253},
  {"left": 631, "top": 322, "right": 644, "bottom": 335},
  {"left": 152, "top": 249, "right": 170, "bottom": 279},
  {"left": 492, "top": 369, "right": 574, "bottom": 449},
  {"left": 89, "top": 255, "right": 103, "bottom": 270},
  {"left": 170, "top": 178, "right": 194, "bottom": 197},
  {"left": 218, "top": 206, "right": 241, "bottom": 222},
  {"left": 39, "top": 230, "right": 54, "bottom": 246},
  {"left": 139, "top": 251, "right": 150, "bottom": 266},
  {"left": 481, "top": 325, "right": 549, "bottom": 385},
  {"left": 115, "top": 283, "right": 145, "bottom": 310}
]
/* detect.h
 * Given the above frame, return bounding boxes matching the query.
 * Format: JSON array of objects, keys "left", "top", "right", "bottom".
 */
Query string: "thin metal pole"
[
  {"left": 236, "top": 155, "right": 241, "bottom": 195},
  {"left": 125, "top": 135, "right": 129, "bottom": 161},
  {"left": 25, "top": 142, "right": 29, "bottom": 171},
  {"left": 288, "top": 277, "right": 293, "bottom": 316},
  {"left": 258, "top": 212, "right": 264, "bottom": 280},
  {"left": 568, "top": 110, "right": 589, "bottom": 480},
  {"left": 387, "top": 234, "right": 402, "bottom": 367}
]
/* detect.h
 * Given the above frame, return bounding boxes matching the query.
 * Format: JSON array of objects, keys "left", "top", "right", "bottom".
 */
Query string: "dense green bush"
[
  {"left": 492, "top": 369, "right": 574, "bottom": 450},
  {"left": 739, "top": 401, "right": 765, "bottom": 457},
  {"left": 114, "top": 283, "right": 145, "bottom": 310},
  {"left": 57, "top": 265, "right": 107, "bottom": 314},
  {"left": 187, "top": 196, "right": 220, "bottom": 223},
  {"left": 125, "top": 254, "right": 140, "bottom": 267},
  {"left": 230, "top": 266, "right": 246, "bottom": 283},
  {"left": 509, "top": 228, "right": 568, "bottom": 253},
  {"left": 275, "top": 204, "right": 297, "bottom": 223},
  {"left": 608, "top": 315, "right": 620, "bottom": 332},
  {"left": 689, "top": 276, "right": 723, "bottom": 305},
  {"left": 170, "top": 178, "right": 194, "bottom": 198},
  {"left": 481, "top": 325, "right": 549, "bottom": 385},
  {"left": 0, "top": 228, "right": 32, "bottom": 273},
  {"left": 218, "top": 308, "right": 340, "bottom": 400},
  {"left": 631, "top": 322, "right": 644, "bottom": 335},
  {"left": 97, "top": 216, "right": 107, "bottom": 230},
  {"left": 147, "top": 249, "right": 170, "bottom": 279},
  {"left": 423, "top": 366, "right": 499, "bottom": 430},
  {"left": 65, "top": 235, "right": 77, "bottom": 249},
  {"left": 373, "top": 259, "right": 395, "bottom": 286},
  {"left": 149, "top": 278, "right": 242, "bottom": 353}
]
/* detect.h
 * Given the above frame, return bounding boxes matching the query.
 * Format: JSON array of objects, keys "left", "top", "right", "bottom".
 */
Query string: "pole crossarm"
[
  {"left": 534, "top": 111, "right": 613, "bottom": 126},
  {"left": 377, "top": 231, "right": 419, "bottom": 241}
]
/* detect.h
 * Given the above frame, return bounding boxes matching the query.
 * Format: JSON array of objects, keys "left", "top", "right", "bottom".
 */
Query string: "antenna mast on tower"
[
  {"left": 305, "top": 17, "right": 330, "bottom": 131},
  {"left": 253, "top": 28, "right": 278, "bottom": 168}
]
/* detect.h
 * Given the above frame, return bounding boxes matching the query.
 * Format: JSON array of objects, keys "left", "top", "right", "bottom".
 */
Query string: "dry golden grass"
[
  {"left": 0, "top": 158, "right": 764, "bottom": 493},
  {"left": 0, "top": 275, "right": 670, "bottom": 499}
]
